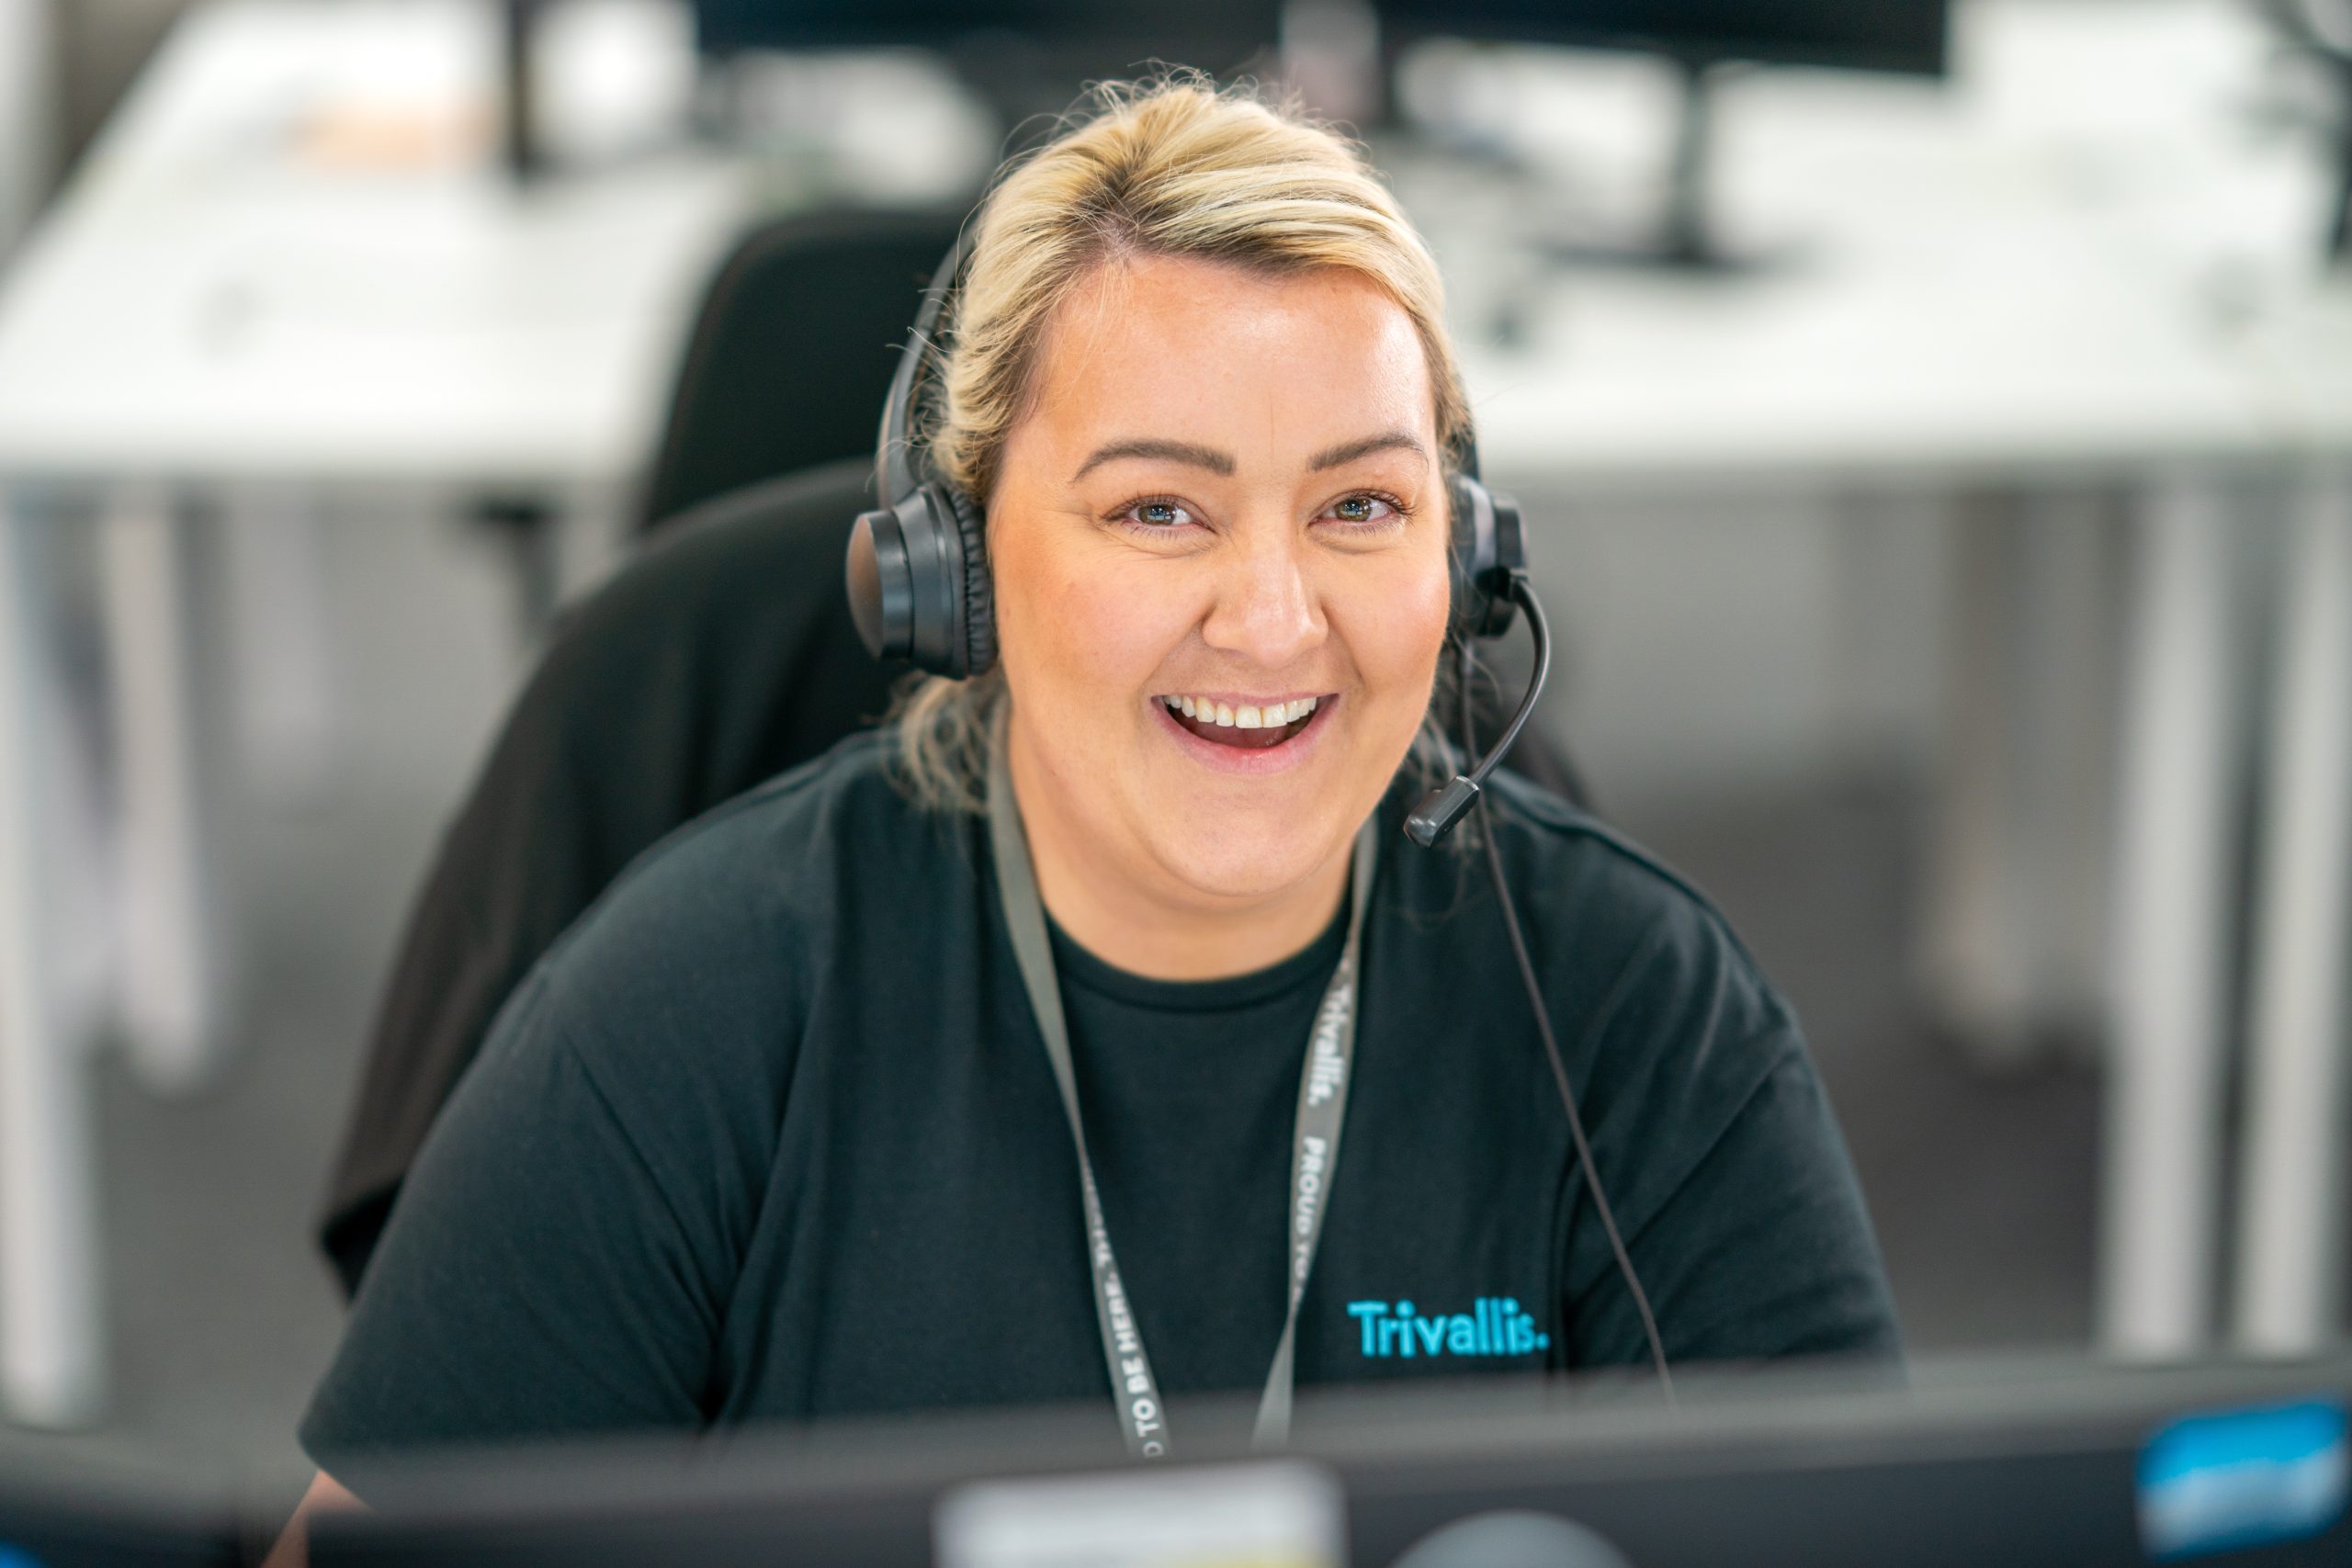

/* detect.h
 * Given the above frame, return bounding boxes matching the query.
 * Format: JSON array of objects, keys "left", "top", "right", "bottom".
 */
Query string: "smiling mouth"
[{"left": 1159, "top": 694, "right": 1322, "bottom": 750}]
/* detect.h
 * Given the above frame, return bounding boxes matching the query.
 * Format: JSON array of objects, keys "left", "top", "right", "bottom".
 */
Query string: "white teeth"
[{"left": 1164, "top": 695, "right": 1319, "bottom": 728}]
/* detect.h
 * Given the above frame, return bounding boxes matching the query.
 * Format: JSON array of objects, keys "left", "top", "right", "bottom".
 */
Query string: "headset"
[{"left": 843, "top": 234, "right": 1674, "bottom": 1399}]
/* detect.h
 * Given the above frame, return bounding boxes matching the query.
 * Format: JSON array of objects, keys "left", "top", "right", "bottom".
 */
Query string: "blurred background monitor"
[
  {"left": 694, "top": 0, "right": 1284, "bottom": 62},
  {"left": 1374, "top": 0, "right": 1949, "bottom": 77},
  {"left": 691, "top": 0, "right": 1286, "bottom": 134},
  {"left": 1375, "top": 0, "right": 1951, "bottom": 267}
]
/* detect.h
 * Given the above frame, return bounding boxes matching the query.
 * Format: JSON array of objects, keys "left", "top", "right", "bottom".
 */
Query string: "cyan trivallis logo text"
[{"left": 1347, "top": 1298, "right": 1550, "bottom": 1359}]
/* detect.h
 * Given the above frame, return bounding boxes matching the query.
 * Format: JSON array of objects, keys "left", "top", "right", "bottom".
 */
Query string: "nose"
[{"left": 1197, "top": 513, "right": 1325, "bottom": 670}]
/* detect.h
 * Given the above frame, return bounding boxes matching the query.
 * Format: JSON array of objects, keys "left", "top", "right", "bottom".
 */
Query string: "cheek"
[
  {"left": 994, "top": 534, "right": 1196, "bottom": 704},
  {"left": 1345, "top": 560, "right": 1453, "bottom": 698}
]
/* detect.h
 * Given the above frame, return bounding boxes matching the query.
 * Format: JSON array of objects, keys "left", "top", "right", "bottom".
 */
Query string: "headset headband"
[
  {"left": 877, "top": 231, "right": 967, "bottom": 507},
  {"left": 879, "top": 231, "right": 1484, "bottom": 505}
]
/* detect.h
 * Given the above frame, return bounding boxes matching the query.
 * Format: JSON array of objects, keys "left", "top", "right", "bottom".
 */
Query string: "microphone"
[
  {"left": 1402, "top": 574, "right": 1675, "bottom": 1395},
  {"left": 1404, "top": 572, "right": 1551, "bottom": 848}
]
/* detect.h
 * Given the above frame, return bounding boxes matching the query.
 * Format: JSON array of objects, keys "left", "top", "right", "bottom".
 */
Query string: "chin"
[
  {"left": 1143, "top": 793, "right": 1356, "bottom": 905},
  {"left": 1168, "top": 842, "right": 1333, "bottom": 907}
]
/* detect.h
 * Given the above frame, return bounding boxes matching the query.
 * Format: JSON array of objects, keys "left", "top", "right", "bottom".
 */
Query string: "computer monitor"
[
  {"left": 693, "top": 1, "right": 1283, "bottom": 73},
  {"left": 1374, "top": 1, "right": 1947, "bottom": 78},
  {"left": 688, "top": 1, "right": 1284, "bottom": 158},
  {"left": 310, "top": 1354, "right": 2352, "bottom": 1567},
  {"left": 0, "top": 1467, "right": 240, "bottom": 1566},
  {"left": 1376, "top": 0, "right": 1951, "bottom": 268}
]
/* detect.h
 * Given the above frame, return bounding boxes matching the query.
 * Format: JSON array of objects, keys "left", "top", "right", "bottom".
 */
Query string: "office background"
[{"left": 0, "top": 0, "right": 2346, "bottom": 1518}]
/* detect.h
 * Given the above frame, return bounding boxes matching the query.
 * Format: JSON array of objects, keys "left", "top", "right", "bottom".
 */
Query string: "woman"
[{"left": 272, "top": 73, "right": 1897, "bottom": 1556}]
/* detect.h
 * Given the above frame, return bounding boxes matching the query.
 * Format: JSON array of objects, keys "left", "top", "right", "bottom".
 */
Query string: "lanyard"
[{"left": 985, "top": 724, "right": 1377, "bottom": 1458}]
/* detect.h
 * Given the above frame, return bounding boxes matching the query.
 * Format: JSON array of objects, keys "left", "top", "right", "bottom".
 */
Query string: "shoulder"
[
  {"left": 1478, "top": 765, "right": 1736, "bottom": 920},
  {"left": 605, "top": 725, "right": 945, "bottom": 892},
  {"left": 587, "top": 727, "right": 949, "bottom": 917},
  {"left": 1392, "top": 768, "right": 1815, "bottom": 1235},
  {"left": 514, "top": 730, "right": 974, "bottom": 1087},
  {"left": 1469, "top": 767, "right": 1796, "bottom": 1056},
  {"left": 1466, "top": 779, "right": 1898, "bottom": 1357}
]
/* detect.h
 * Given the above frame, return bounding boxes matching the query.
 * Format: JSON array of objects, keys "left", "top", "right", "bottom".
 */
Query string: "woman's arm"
[
  {"left": 260, "top": 1471, "right": 361, "bottom": 1568},
  {"left": 298, "top": 971, "right": 729, "bottom": 1459},
  {"left": 1562, "top": 1043, "right": 1902, "bottom": 1366}
]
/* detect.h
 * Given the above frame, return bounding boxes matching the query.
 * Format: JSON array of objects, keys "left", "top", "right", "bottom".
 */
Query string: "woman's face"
[{"left": 989, "top": 253, "right": 1452, "bottom": 910}]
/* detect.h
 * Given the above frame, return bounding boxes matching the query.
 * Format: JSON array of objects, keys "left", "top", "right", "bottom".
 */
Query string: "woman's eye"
[
  {"left": 1326, "top": 493, "right": 1403, "bottom": 527},
  {"left": 1119, "top": 498, "right": 1196, "bottom": 529}
]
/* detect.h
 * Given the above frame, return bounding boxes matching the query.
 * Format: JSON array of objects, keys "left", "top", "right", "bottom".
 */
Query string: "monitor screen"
[
  {"left": 694, "top": 1, "right": 1283, "bottom": 71},
  {"left": 1376, "top": 0, "right": 1949, "bottom": 78},
  {"left": 0, "top": 1476, "right": 239, "bottom": 1568}
]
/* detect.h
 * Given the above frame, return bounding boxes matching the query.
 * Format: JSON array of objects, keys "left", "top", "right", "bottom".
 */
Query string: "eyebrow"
[
  {"left": 1306, "top": 431, "right": 1430, "bottom": 472},
  {"left": 1069, "top": 431, "right": 1430, "bottom": 484},
  {"left": 1071, "top": 438, "right": 1232, "bottom": 482}
]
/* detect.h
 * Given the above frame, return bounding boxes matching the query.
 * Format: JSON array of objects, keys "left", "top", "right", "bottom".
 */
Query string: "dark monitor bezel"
[
  {"left": 310, "top": 1354, "right": 2352, "bottom": 1568},
  {"left": 691, "top": 1, "right": 1284, "bottom": 71},
  {"left": 1374, "top": 1, "right": 1951, "bottom": 80}
]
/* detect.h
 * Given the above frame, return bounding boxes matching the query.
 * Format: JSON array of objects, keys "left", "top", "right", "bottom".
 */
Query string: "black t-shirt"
[
  {"left": 300, "top": 732, "right": 1899, "bottom": 1472},
  {"left": 1050, "top": 899, "right": 1352, "bottom": 1397}
]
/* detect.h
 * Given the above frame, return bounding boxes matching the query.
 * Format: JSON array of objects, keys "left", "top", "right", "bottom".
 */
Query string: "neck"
[{"left": 1004, "top": 720, "right": 1353, "bottom": 983}]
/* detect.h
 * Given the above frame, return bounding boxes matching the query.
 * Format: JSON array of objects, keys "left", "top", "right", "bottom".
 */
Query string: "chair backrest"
[
  {"left": 640, "top": 206, "right": 967, "bottom": 528},
  {"left": 320, "top": 461, "right": 899, "bottom": 1295}
]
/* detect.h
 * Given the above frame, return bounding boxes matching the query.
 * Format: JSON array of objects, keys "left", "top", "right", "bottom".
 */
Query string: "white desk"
[
  {"left": 0, "top": 0, "right": 753, "bottom": 1425},
  {"left": 1439, "top": 0, "right": 2350, "bottom": 1359},
  {"left": 0, "top": 3, "right": 744, "bottom": 489}
]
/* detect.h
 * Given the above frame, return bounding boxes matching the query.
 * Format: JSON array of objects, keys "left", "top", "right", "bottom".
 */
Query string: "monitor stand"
[
  {"left": 1531, "top": 54, "right": 1788, "bottom": 276},
  {"left": 2255, "top": 0, "right": 2352, "bottom": 265},
  {"left": 2333, "top": 126, "right": 2351, "bottom": 266},
  {"left": 501, "top": 0, "right": 546, "bottom": 185},
  {"left": 2319, "top": 51, "right": 2351, "bottom": 264}
]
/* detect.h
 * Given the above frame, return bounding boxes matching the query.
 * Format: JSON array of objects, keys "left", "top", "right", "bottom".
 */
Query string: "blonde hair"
[{"left": 891, "top": 73, "right": 1476, "bottom": 814}]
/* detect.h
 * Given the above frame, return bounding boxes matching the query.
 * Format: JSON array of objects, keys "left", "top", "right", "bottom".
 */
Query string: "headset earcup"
[
  {"left": 1439, "top": 472, "right": 1476, "bottom": 639},
  {"left": 1448, "top": 472, "right": 1493, "bottom": 642},
  {"left": 1450, "top": 472, "right": 1524, "bottom": 642},
  {"left": 882, "top": 482, "right": 988, "bottom": 678},
  {"left": 945, "top": 483, "right": 995, "bottom": 678},
  {"left": 1444, "top": 474, "right": 1465, "bottom": 637}
]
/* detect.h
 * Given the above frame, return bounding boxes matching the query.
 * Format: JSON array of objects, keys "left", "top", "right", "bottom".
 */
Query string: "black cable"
[
  {"left": 1458, "top": 583, "right": 1549, "bottom": 795},
  {"left": 1406, "top": 570, "right": 1554, "bottom": 846},
  {"left": 1458, "top": 587, "right": 1676, "bottom": 1401}
]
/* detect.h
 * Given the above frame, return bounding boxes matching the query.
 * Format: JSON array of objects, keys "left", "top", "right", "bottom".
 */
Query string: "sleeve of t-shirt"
[
  {"left": 299, "top": 967, "right": 726, "bottom": 1478},
  {"left": 1534, "top": 849, "right": 1903, "bottom": 1371},
  {"left": 1561, "top": 1024, "right": 1903, "bottom": 1369}
]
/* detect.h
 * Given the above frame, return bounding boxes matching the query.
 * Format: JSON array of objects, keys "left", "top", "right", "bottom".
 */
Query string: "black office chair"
[
  {"left": 319, "top": 461, "right": 899, "bottom": 1294},
  {"left": 639, "top": 206, "right": 967, "bottom": 529},
  {"left": 472, "top": 206, "right": 965, "bottom": 626}
]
